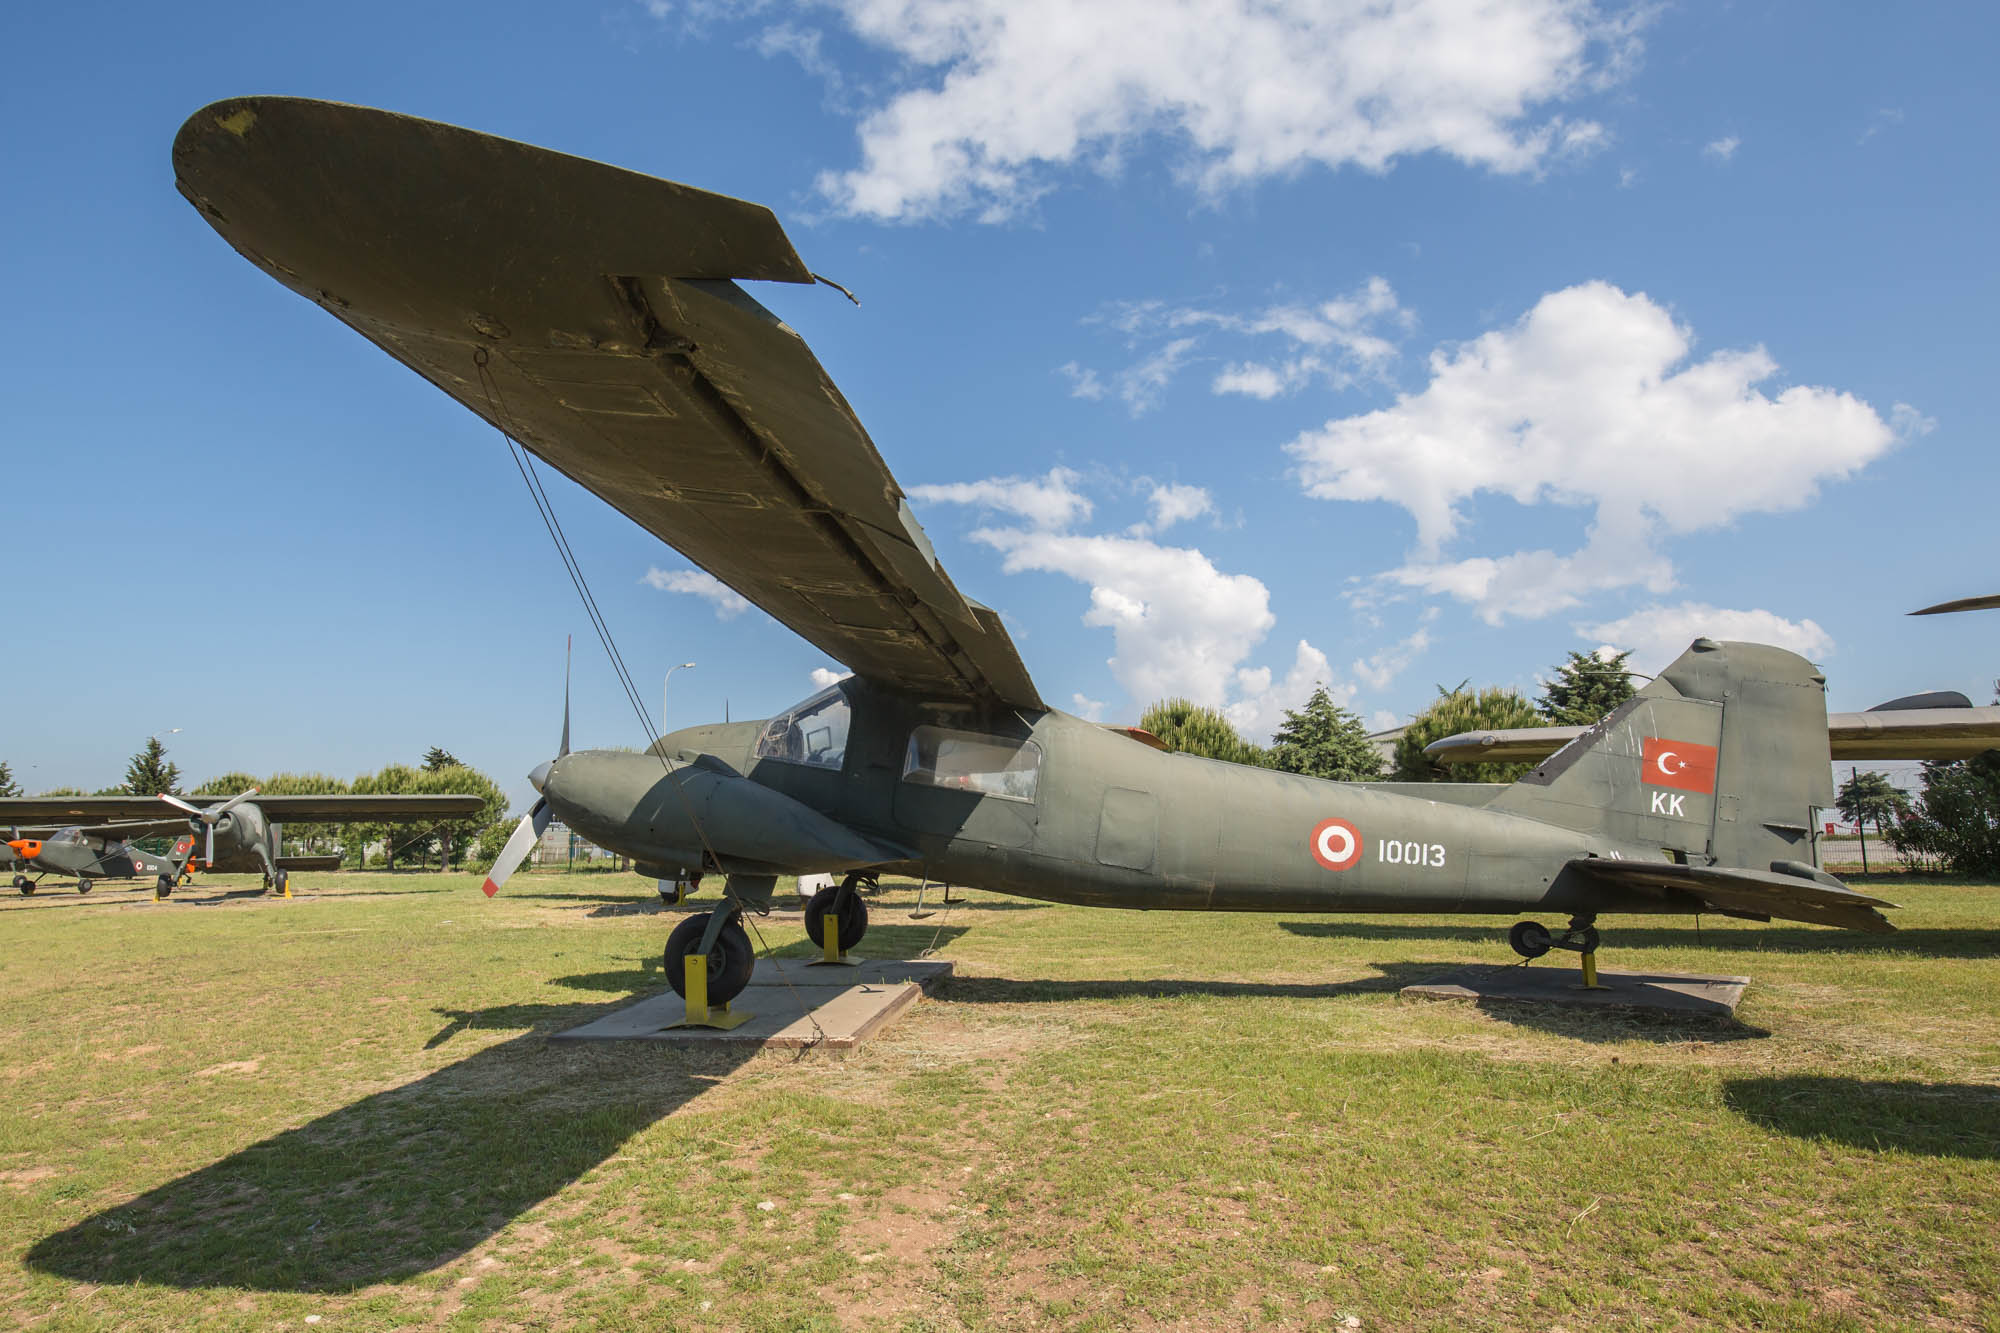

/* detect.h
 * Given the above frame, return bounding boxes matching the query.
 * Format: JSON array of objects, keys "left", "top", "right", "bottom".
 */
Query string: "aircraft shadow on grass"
[
  {"left": 1724, "top": 1076, "right": 2000, "bottom": 1159},
  {"left": 25, "top": 930, "right": 970, "bottom": 1294},
  {"left": 1278, "top": 920, "right": 2000, "bottom": 959}
]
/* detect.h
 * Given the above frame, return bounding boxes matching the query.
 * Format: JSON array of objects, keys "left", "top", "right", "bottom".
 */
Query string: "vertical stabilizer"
[{"left": 1491, "top": 639, "right": 1834, "bottom": 871}]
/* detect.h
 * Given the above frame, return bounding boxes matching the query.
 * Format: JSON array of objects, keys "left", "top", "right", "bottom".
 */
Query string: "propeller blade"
[
  {"left": 159, "top": 794, "right": 203, "bottom": 816},
  {"left": 205, "top": 822, "right": 215, "bottom": 866},
  {"left": 212, "top": 786, "right": 260, "bottom": 817},
  {"left": 560, "top": 635, "right": 571, "bottom": 759},
  {"left": 480, "top": 799, "right": 550, "bottom": 898}
]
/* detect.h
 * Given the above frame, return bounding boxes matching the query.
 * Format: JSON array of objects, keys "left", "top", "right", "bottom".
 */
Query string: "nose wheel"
[{"left": 804, "top": 872, "right": 872, "bottom": 962}]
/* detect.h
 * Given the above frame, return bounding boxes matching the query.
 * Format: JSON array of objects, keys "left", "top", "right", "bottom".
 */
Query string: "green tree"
[
  {"left": 351, "top": 763, "right": 421, "bottom": 869},
  {"left": 1887, "top": 753, "right": 2000, "bottom": 877},
  {"left": 0, "top": 762, "right": 20, "bottom": 798},
  {"left": 1836, "top": 770, "right": 1911, "bottom": 836},
  {"left": 1392, "top": 685, "right": 1543, "bottom": 783},
  {"left": 193, "top": 771, "right": 263, "bottom": 797},
  {"left": 260, "top": 771, "right": 350, "bottom": 855},
  {"left": 32, "top": 786, "right": 88, "bottom": 798},
  {"left": 122, "top": 738, "right": 183, "bottom": 797},
  {"left": 1268, "top": 686, "right": 1383, "bottom": 781},
  {"left": 421, "top": 746, "right": 461, "bottom": 773},
  {"left": 1538, "top": 649, "right": 1637, "bottom": 726},
  {"left": 1137, "top": 698, "right": 1269, "bottom": 767},
  {"left": 412, "top": 763, "right": 509, "bottom": 871}
]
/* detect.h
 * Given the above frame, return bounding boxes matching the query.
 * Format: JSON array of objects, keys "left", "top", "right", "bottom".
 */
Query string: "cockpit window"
[
  {"left": 53, "top": 826, "right": 85, "bottom": 844},
  {"left": 901, "top": 727, "right": 1042, "bottom": 802},
  {"left": 753, "top": 687, "right": 852, "bottom": 771}
]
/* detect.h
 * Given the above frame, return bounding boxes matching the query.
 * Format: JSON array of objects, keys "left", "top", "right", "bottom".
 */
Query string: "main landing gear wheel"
[
  {"left": 16, "top": 877, "right": 35, "bottom": 896},
  {"left": 77, "top": 880, "right": 93, "bottom": 895},
  {"left": 664, "top": 912, "right": 754, "bottom": 1006},
  {"left": 1508, "top": 920, "right": 1552, "bottom": 959},
  {"left": 155, "top": 874, "right": 173, "bottom": 899},
  {"left": 805, "top": 884, "right": 869, "bottom": 953},
  {"left": 274, "top": 869, "right": 289, "bottom": 896}
]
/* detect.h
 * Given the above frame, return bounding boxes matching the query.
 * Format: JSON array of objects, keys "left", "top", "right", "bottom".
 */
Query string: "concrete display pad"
[
  {"left": 1401, "top": 963, "right": 1750, "bottom": 1019},
  {"left": 551, "top": 958, "right": 953, "bottom": 1049}
]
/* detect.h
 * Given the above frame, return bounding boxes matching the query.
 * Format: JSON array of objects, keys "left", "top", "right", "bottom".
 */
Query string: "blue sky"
[{"left": 3, "top": 1, "right": 1993, "bottom": 808}]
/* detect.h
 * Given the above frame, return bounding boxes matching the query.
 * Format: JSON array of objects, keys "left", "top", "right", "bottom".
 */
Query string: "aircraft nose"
[
  {"left": 527, "top": 760, "right": 552, "bottom": 794},
  {"left": 8, "top": 840, "right": 37, "bottom": 857}
]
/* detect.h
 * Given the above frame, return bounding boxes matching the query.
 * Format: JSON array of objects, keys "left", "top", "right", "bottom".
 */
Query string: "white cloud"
[
  {"left": 1226, "top": 640, "right": 1343, "bottom": 742},
  {"left": 1079, "top": 277, "right": 1412, "bottom": 412},
  {"left": 810, "top": 666, "right": 855, "bottom": 690},
  {"left": 1137, "top": 482, "right": 1212, "bottom": 535},
  {"left": 1580, "top": 603, "right": 1833, "bottom": 674},
  {"left": 1071, "top": 692, "right": 1108, "bottom": 722},
  {"left": 641, "top": 567, "right": 752, "bottom": 619},
  {"left": 1290, "top": 281, "right": 1907, "bottom": 621},
  {"left": 907, "top": 466, "right": 1093, "bottom": 529},
  {"left": 1352, "top": 628, "right": 1432, "bottom": 690},
  {"left": 797, "top": 0, "right": 1646, "bottom": 222},
  {"left": 1703, "top": 134, "right": 1740, "bottom": 162},
  {"left": 974, "top": 527, "right": 1278, "bottom": 707}
]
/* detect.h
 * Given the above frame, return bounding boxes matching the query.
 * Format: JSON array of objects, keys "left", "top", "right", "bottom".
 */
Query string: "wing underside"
[{"left": 172, "top": 96, "right": 1041, "bottom": 712}]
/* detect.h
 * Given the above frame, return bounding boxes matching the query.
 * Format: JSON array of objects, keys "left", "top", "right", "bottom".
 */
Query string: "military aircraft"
[
  {"left": 0, "top": 788, "right": 486, "bottom": 897},
  {"left": 173, "top": 97, "right": 2000, "bottom": 1007},
  {"left": 8, "top": 828, "right": 196, "bottom": 896}
]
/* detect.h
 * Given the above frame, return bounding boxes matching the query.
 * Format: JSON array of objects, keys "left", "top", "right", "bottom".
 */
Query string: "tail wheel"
[
  {"left": 1508, "top": 920, "right": 1552, "bottom": 959},
  {"left": 804, "top": 885, "right": 868, "bottom": 952},
  {"left": 663, "top": 912, "right": 755, "bottom": 1006}
]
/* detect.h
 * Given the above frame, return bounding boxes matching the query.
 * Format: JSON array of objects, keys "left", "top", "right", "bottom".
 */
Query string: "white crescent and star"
[{"left": 1655, "top": 750, "right": 1687, "bottom": 777}]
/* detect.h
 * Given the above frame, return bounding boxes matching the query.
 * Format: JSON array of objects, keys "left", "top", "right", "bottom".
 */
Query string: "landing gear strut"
[
  {"left": 805, "top": 872, "right": 872, "bottom": 962},
  {"left": 1507, "top": 915, "right": 1607, "bottom": 988},
  {"left": 663, "top": 907, "right": 755, "bottom": 1007}
]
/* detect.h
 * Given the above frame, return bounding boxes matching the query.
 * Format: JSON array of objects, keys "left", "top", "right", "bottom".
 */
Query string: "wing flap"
[{"left": 1567, "top": 858, "right": 1897, "bottom": 933}]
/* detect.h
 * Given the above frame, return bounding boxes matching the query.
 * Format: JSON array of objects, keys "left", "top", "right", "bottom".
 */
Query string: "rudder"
[{"left": 1491, "top": 639, "right": 1834, "bottom": 872}]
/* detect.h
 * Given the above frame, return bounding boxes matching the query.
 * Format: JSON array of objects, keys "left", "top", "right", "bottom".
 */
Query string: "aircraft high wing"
[{"left": 172, "top": 96, "right": 1039, "bottom": 712}]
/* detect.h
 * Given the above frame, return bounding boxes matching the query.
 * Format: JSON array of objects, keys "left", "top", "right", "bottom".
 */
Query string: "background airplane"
[
  {"left": 0, "top": 788, "right": 485, "bottom": 896},
  {"left": 8, "top": 828, "right": 196, "bottom": 896}
]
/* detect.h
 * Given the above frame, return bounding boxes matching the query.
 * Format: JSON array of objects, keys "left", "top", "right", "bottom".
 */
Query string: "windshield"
[{"left": 753, "top": 687, "right": 853, "bottom": 771}]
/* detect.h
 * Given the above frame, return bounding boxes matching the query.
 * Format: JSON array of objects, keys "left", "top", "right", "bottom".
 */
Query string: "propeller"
[
  {"left": 160, "top": 787, "right": 259, "bottom": 866},
  {"left": 483, "top": 639, "right": 571, "bottom": 898}
]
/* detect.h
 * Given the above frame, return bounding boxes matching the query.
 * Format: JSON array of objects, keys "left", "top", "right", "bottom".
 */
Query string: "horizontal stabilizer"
[{"left": 1567, "top": 859, "right": 1897, "bottom": 934}]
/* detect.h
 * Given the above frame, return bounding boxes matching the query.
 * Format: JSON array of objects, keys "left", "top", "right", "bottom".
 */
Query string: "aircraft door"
[{"left": 1095, "top": 787, "right": 1157, "bottom": 871}]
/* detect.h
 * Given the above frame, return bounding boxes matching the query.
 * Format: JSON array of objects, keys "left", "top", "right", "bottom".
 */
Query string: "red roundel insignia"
[{"left": 1310, "top": 817, "right": 1363, "bottom": 872}]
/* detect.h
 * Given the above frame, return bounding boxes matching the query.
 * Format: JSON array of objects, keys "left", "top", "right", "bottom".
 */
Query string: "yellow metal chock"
[
  {"left": 809, "top": 925, "right": 862, "bottom": 968},
  {"left": 668, "top": 952, "right": 753, "bottom": 1030},
  {"left": 1576, "top": 950, "right": 1611, "bottom": 991}
]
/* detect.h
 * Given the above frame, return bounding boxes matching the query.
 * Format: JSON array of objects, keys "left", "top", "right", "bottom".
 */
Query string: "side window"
[
  {"left": 754, "top": 689, "right": 851, "bottom": 770},
  {"left": 901, "top": 726, "right": 1042, "bottom": 802}
]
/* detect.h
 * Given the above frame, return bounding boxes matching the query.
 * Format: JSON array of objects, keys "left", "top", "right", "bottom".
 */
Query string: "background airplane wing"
[
  {"left": 1427, "top": 707, "right": 2000, "bottom": 767},
  {"left": 1910, "top": 594, "right": 2000, "bottom": 615},
  {"left": 174, "top": 96, "right": 1042, "bottom": 712},
  {"left": 0, "top": 795, "right": 484, "bottom": 824}
]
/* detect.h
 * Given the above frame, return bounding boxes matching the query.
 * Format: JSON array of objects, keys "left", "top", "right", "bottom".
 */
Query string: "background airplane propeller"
[
  {"left": 482, "top": 642, "right": 570, "bottom": 898},
  {"left": 159, "top": 787, "right": 259, "bottom": 865}
]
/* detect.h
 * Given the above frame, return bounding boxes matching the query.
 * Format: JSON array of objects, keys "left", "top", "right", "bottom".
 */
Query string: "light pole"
[{"left": 664, "top": 663, "right": 696, "bottom": 732}]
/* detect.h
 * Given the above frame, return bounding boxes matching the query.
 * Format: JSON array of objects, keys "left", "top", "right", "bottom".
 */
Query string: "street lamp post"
[{"left": 664, "top": 663, "right": 696, "bottom": 734}]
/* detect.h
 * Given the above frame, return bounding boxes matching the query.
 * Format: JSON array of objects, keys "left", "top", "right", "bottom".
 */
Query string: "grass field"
[{"left": 3, "top": 869, "right": 1996, "bottom": 1331}]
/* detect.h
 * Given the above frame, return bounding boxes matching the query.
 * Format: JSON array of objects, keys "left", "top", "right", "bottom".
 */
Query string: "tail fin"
[{"left": 1491, "top": 639, "right": 1834, "bottom": 872}]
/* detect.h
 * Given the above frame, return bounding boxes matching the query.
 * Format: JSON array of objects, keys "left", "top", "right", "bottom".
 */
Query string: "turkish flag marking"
[{"left": 1641, "top": 737, "right": 1718, "bottom": 794}]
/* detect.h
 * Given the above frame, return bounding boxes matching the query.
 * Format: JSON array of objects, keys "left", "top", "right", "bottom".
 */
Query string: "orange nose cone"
[{"left": 8, "top": 840, "right": 39, "bottom": 858}]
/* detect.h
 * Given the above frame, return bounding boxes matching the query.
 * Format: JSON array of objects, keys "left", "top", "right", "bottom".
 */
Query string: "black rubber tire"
[
  {"left": 663, "top": 912, "right": 755, "bottom": 1005},
  {"left": 17, "top": 882, "right": 32, "bottom": 897},
  {"left": 1508, "top": 920, "right": 1552, "bottom": 959},
  {"left": 77, "top": 880, "right": 93, "bottom": 895},
  {"left": 804, "top": 886, "right": 868, "bottom": 952},
  {"left": 156, "top": 875, "right": 173, "bottom": 898},
  {"left": 275, "top": 870, "right": 289, "bottom": 895}
]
